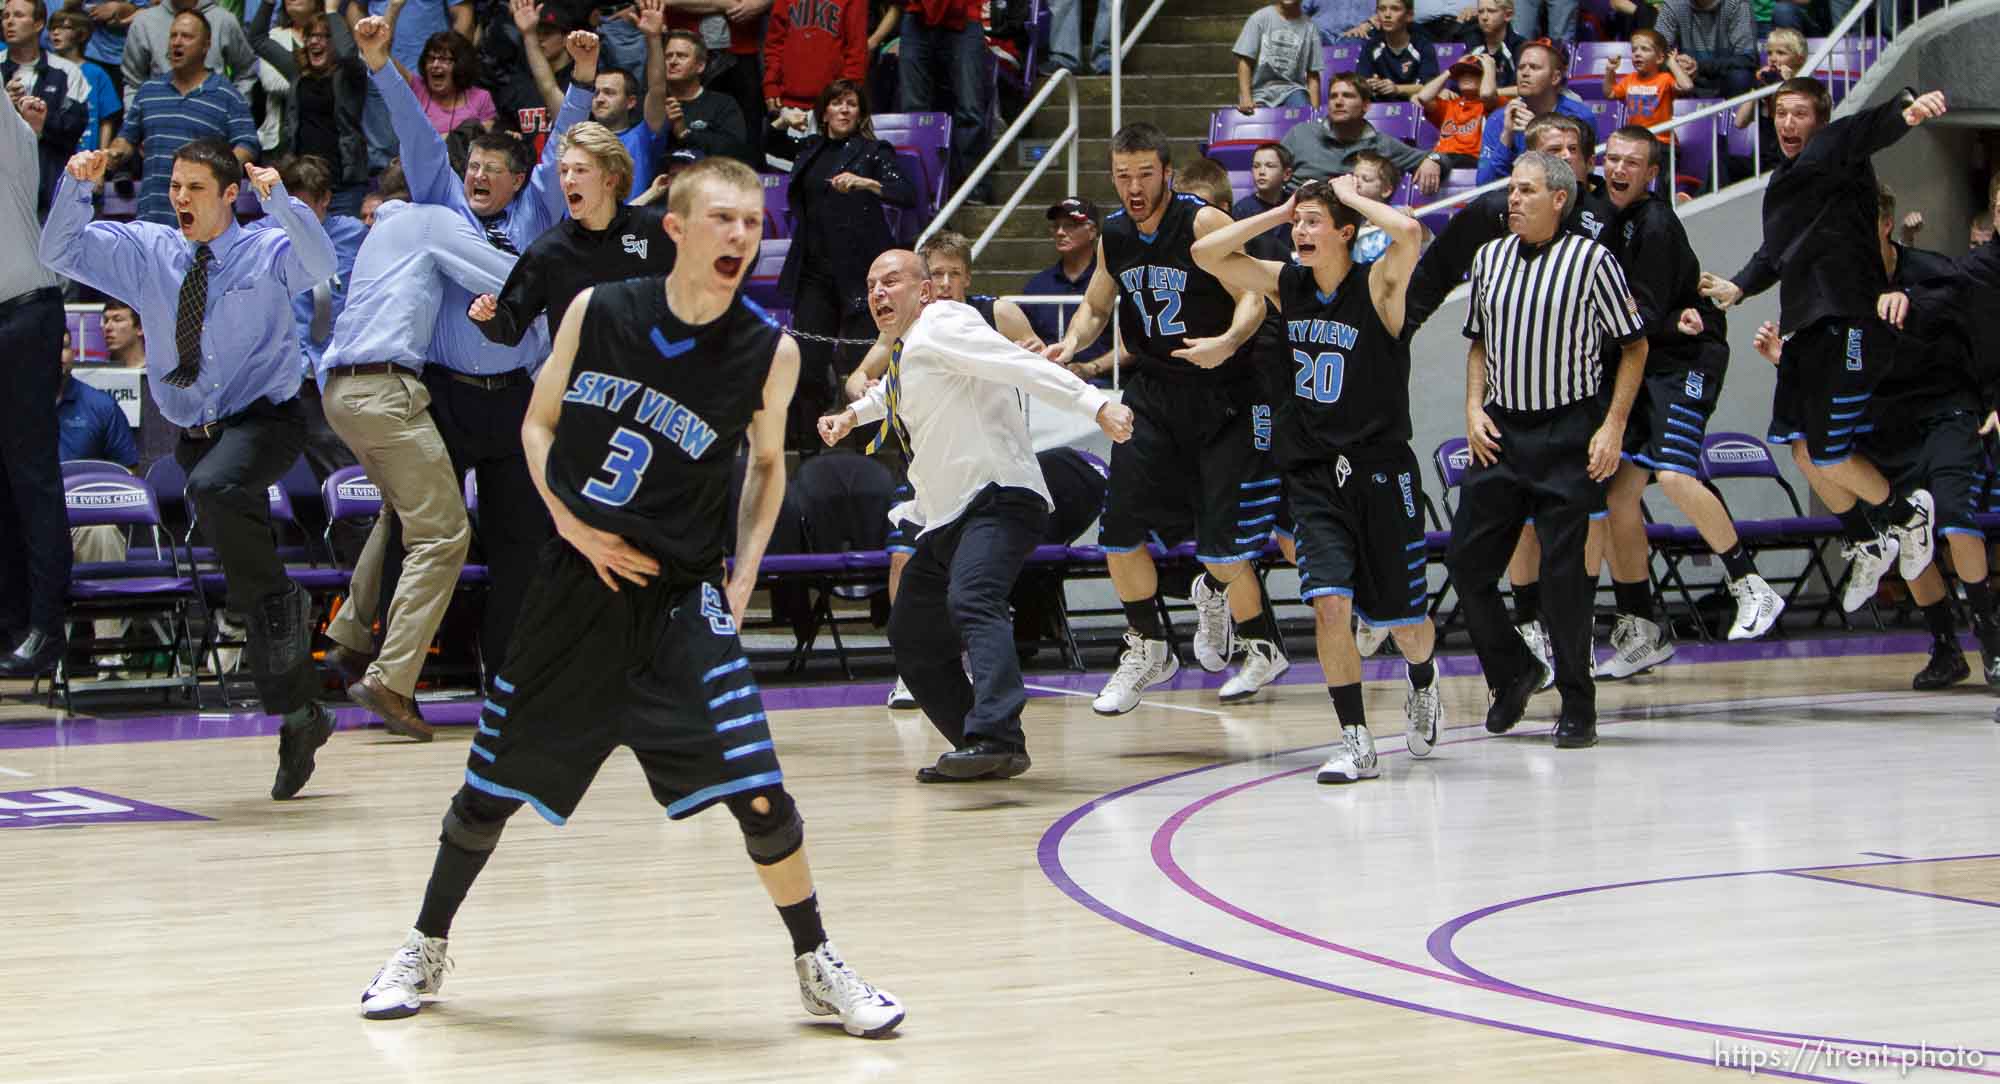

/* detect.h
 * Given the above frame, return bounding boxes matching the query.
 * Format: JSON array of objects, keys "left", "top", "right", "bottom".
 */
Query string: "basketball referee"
[{"left": 1449, "top": 151, "right": 1648, "bottom": 750}]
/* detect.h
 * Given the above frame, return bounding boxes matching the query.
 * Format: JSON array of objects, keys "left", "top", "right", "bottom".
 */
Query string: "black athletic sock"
[
  {"left": 414, "top": 839, "right": 494, "bottom": 940},
  {"left": 1612, "top": 579, "right": 1657, "bottom": 623},
  {"left": 1328, "top": 682, "right": 1365, "bottom": 729},
  {"left": 1835, "top": 505, "right": 1877, "bottom": 544},
  {"left": 1867, "top": 495, "right": 1917, "bottom": 531},
  {"left": 777, "top": 893, "right": 827, "bottom": 957},
  {"left": 1924, "top": 599, "right": 1957, "bottom": 642},
  {"left": 1512, "top": 581, "right": 1541, "bottom": 626},
  {"left": 1239, "top": 603, "right": 1281, "bottom": 645},
  {"left": 1406, "top": 654, "right": 1436, "bottom": 689},
  {"left": 1719, "top": 543, "right": 1755, "bottom": 582},
  {"left": 1122, "top": 597, "right": 1165, "bottom": 642},
  {"left": 1965, "top": 580, "right": 1997, "bottom": 628}
]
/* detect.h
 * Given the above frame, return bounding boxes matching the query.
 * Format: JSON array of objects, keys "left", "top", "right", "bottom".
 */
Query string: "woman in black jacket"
[
  {"left": 250, "top": 0, "right": 370, "bottom": 214},
  {"left": 777, "top": 78, "right": 919, "bottom": 448}
]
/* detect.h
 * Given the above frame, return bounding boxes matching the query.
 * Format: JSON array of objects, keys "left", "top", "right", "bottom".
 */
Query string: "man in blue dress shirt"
[
  {"left": 40, "top": 138, "right": 341, "bottom": 801},
  {"left": 353, "top": 13, "right": 590, "bottom": 677},
  {"left": 318, "top": 193, "right": 519, "bottom": 743}
]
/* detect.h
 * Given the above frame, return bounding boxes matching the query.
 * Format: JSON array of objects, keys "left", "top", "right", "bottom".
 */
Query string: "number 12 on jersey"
[
  {"left": 581, "top": 427, "right": 654, "bottom": 506},
  {"left": 1292, "top": 350, "right": 1345, "bottom": 404},
  {"left": 1129, "top": 288, "right": 1186, "bottom": 339}
]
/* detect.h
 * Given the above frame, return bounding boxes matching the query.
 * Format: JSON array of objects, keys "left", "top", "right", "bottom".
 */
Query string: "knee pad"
[
  {"left": 726, "top": 786, "right": 804, "bottom": 866},
  {"left": 442, "top": 788, "right": 514, "bottom": 852}
]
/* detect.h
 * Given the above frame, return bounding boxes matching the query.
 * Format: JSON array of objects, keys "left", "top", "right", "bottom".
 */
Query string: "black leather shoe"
[
  {"left": 928, "top": 740, "right": 1031, "bottom": 781},
  {"left": 1485, "top": 666, "right": 1543, "bottom": 734},
  {"left": 272, "top": 703, "right": 336, "bottom": 800},
  {"left": 1912, "top": 638, "right": 1970, "bottom": 691},
  {"left": 1552, "top": 712, "right": 1598, "bottom": 749},
  {"left": 0, "top": 628, "right": 67, "bottom": 678}
]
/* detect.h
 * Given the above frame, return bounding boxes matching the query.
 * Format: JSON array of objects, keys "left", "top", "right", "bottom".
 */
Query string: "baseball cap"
[
  {"left": 664, "top": 147, "right": 705, "bottom": 169},
  {"left": 537, "top": 8, "right": 585, "bottom": 33},
  {"left": 1046, "top": 197, "right": 1100, "bottom": 225},
  {"left": 1448, "top": 55, "right": 1484, "bottom": 79}
]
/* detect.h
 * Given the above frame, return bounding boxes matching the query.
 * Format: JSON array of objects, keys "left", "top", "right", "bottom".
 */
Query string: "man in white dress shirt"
[{"left": 818, "top": 249, "right": 1136, "bottom": 783}]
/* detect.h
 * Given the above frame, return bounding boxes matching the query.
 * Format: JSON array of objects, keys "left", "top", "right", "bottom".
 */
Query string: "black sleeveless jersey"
[
  {"left": 1101, "top": 192, "right": 1245, "bottom": 380},
  {"left": 1274, "top": 261, "right": 1411, "bottom": 465},
  {"left": 545, "top": 277, "right": 782, "bottom": 582},
  {"left": 968, "top": 294, "right": 998, "bottom": 328}
]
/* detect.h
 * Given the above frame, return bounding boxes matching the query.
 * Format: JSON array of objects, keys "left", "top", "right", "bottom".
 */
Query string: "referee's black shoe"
[
  {"left": 1484, "top": 663, "right": 1547, "bottom": 734},
  {"left": 1552, "top": 712, "right": 1598, "bottom": 749},
  {"left": 923, "top": 740, "right": 1031, "bottom": 782}
]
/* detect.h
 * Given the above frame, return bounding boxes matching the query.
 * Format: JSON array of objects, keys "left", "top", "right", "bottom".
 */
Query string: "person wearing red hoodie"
[{"left": 763, "top": 0, "right": 868, "bottom": 114}]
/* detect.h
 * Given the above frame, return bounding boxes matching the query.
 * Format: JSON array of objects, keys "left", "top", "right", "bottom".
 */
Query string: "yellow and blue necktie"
[{"left": 866, "top": 337, "right": 912, "bottom": 454}]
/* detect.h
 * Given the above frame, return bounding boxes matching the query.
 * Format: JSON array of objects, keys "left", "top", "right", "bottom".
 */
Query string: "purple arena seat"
[
  {"left": 1207, "top": 107, "right": 1315, "bottom": 169},
  {"left": 1568, "top": 41, "right": 1631, "bottom": 99},
  {"left": 746, "top": 238, "right": 789, "bottom": 310},
  {"left": 1325, "top": 41, "right": 1362, "bottom": 72},
  {"left": 1433, "top": 41, "right": 1466, "bottom": 66},
  {"left": 1666, "top": 98, "right": 1722, "bottom": 193},
  {"left": 762, "top": 174, "right": 792, "bottom": 238},
  {"left": 871, "top": 111, "right": 952, "bottom": 210},
  {"left": 1580, "top": 99, "right": 1621, "bottom": 148}
]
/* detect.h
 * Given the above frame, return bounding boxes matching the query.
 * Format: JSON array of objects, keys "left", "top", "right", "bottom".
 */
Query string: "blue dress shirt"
[
  {"left": 317, "top": 200, "right": 519, "bottom": 383},
  {"left": 39, "top": 173, "right": 338, "bottom": 428},
  {"left": 251, "top": 211, "right": 368, "bottom": 377},
  {"left": 372, "top": 63, "right": 584, "bottom": 375},
  {"left": 56, "top": 375, "right": 140, "bottom": 465}
]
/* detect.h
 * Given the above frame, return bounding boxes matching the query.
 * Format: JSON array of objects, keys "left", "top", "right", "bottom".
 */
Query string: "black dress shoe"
[
  {"left": 1552, "top": 712, "right": 1598, "bottom": 749},
  {"left": 272, "top": 703, "right": 336, "bottom": 800},
  {"left": 1485, "top": 666, "right": 1543, "bottom": 734},
  {"left": 1912, "top": 638, "right": 1970, "bottom": 690},
  {"left": 928, "top": 740, "right": 1031, "bottom": 781},
  {"left": 0, "top": 628, "right": 67, "bottom": 678}
]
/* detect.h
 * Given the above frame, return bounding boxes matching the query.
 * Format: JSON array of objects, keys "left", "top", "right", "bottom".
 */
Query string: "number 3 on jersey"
[
  {"left": 582, "top": 426, "right": 653, "bottom": 506},
  {"left": 1293, "top": 349, "right": 1345, "bottom": 404},
  {"left": 1130, "top": 288, "right": 1186, "bottom": 339}
]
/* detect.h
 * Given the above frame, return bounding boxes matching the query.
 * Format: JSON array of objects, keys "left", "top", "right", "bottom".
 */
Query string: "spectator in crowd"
[
  {"left": 657, "top": 29, "right": 751, "bottom": 165},
  {"left": 1416, "top": 53, "right": 1496, "bottom": 171},
  {"left": 56, "top": 328, "right": 141, "bottom": 676},
  {"left": 1231, "top": 142, "right": 1296, "bottom": 260},
  {"left": 392, "top": 29, "right": 495, "bottom": 135},
  {"left": 102, "top": 299, "right": 148, "bottom": 367},
  {"left": 1604, "top": 29, "right": 1692, "bottom": 141},
  {"left": 1020, "top": 196, "right": 1112, "bottom": 376},
  {"left": 79, "top": 0, "right": 144, "bottom": 106},
  {"left": 764, "top": 0, "right": 866, "bottom": 129},
  {"left": 249, "top": 0, "right": 369, "bottom": 213},
  {"left": 900, "top": 0, "right": 987, "bottom": 200},
  {"left": 583, "top": 0, "right": 668, "bottom": 196},
  {"left": 1177, "top": 155, "right": 1234, "bottom": 210},
  {"left": 356, "top": 157, "right": 402, "bottom": 223},
  {"left": 1607, "top": 0, "right": 1661, "bottom": 39},
  {"left": 1048, "top": 0, "right": 1107, "bottom": 72},
  {"left": 48, "top": 10, "right": 122, "bottom": 153},
  {"left": 491, "top": 0, "right": 582, "bottom": 156},
  {"left": 348, "top": 0, "right": 470, "bottom": 168},
  {"left": 627, "top": 140, "right": 700, "bottom": 203},
  {"left": 1233, "top": 0, "right": 1323, "bottom": 114},
  {"left": 778, "top": 76, "right": 916, "bottom": 446},
  {"left": 3, "top": 0, "right": 92, "bottom": 214},
  {"left": 121, "top": 0, "right": 258, "bottom": 101},
  {"left": 108, "top": 11, "right": 259, "bottom": 225},
  {"left": 1474, "top": 38, "right": 1589, "bottom": 183},
  {"left": 1730, "top": 25, "right": 1800, "bottom": 172},
  {"left": 1304, "top": 0, "right": 1377, "bottom": 42},
  {"left": 700, "top": 0, "right": 772, "bottom": 167},
  {"left": 1280, "top": 72, "right": 1442, "bottom": 191},
  {"left": 1345, "top": 147, "right": 1410, "bottom": 261},
  {"left": 1654, "top": 0, "right": 1754, "bottom": 99},
  {"left": 1356, "top": 0, "right": 1436, "bottom": 100},
  {"left": 1510, "top": 0, "right": 1574, "bottom": 43},
  {"left": 1456, "top": 0, "right": 1522, "bottom": 87},
  {"left": 1769, "top": 0, "right": 1812, "bottom": 32}
]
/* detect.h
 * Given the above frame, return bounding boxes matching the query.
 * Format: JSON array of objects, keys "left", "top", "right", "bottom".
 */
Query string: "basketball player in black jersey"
[
  {"left": 1193, "top": 175, "right": 1445, "bottom": 784},
  {"left": 1049, "top": 122, "right": 1287, "bottom": 713},
  {"left": 357, "top": 158, "right": 905, "bottom": 1039}
]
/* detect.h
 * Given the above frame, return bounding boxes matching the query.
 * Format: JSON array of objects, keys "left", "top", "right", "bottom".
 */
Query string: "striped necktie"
[
  {"left": 166, "top": 243, "right": 213, "bottom": 389},
  {"left": 484, "top": 220, "right": 518, "bottom": 254},
  {"left": 866, "top": 337, "right": 911, "bottom": 455}
]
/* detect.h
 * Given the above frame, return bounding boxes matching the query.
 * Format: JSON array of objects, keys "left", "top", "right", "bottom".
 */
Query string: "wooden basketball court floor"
[{"left": 2, "top": 633, "right": 1997, "bottom": 1082}]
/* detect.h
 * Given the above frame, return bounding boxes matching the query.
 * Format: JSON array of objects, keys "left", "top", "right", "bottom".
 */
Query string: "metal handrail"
[
  {"left": 1402, "top": 0, "right": 1894, "bottom": 222},
  {"left": 1110, "top": 0, "right": 1174, "bottom": 135},
  {"left": 918, "top": 69, "right": 1080, "bottom": 250},
  {"left": 962, "top": 81, "right": 1082, "bottom": 262}
]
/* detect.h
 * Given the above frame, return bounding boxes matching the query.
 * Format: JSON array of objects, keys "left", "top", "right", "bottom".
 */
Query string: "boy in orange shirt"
[
  {"left": 1414, "top": 54, "right": 1498, "bottom": 171},
  {"left": 1606, "top": 29, "right": 1695, "bottom": 142}
]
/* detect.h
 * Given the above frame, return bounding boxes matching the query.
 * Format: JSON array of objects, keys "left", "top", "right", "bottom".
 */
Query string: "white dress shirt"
[{"left": 850, "top": 300, "right": 1110, "bottom": 537}]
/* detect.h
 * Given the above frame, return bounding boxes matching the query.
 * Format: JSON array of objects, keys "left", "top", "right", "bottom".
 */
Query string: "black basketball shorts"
[
  {"left": 1624, "top": 351, "right": 1726, "bottom": 478},
  {"left": 1099, "top": 368, "right": 1277, "bottom": 565},
  {"left": 1288, "top": 443, "right": 1432, "bottom": 627},
  {"left": 1858, "top": 410, "right": 1987, "bottom": 538},
  {"left": 464, "top": 543, "right": 785, "bottom": 825},
  {"left": 1767, "top": 317, "right": 1891, "bottom": 467}
]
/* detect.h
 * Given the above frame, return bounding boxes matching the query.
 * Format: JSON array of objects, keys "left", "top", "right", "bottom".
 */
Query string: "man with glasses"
[{"left": 1021, "top": 197, "right": 1113, "bottom": 383}]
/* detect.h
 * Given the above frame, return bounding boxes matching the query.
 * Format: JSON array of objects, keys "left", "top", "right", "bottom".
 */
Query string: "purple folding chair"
[
  {"left": 321, "top": 465, "right": 381, "bottom": 568},
  {"left": 60, "top": 471, "right": 203, "bottom": 710},
  {"left": 1207, "top": 107, "right": 1314, "bottom": 169},
  {"left": 1568, "top": 41, "right": 1631, "bottom": 100},
  {"left": 1432, "top": 437, "right": 1472, "bottom": 511},
  {"left": 1699, "top": 432, "right": 1849, "bottom": 628},
  {"left": 63, "top": 458, "right": 132, "bottom": 477}
]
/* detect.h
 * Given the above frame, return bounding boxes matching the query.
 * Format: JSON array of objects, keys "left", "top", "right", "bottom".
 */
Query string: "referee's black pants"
[
  {"left": 887, "top": 484, "right": 1049, "bottom": 751},
  {"left": 0, "top": 289, "right": 70, "bottom": 643},
  {"left": 1445, "top": 400, "right": 1603, "bottom": 719},
  {"left": 176, "top": 397, "right": 319, "bottom": 715}
]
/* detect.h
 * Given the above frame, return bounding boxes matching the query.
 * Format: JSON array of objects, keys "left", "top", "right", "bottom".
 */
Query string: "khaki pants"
[
  {"left": 321, "top": 369, "right": 470, "bottom": 696},
  {"left": 71, "top": 525, "right": 127, "bottom": 642}
]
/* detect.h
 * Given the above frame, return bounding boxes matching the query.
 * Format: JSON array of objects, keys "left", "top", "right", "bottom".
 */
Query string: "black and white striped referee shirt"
[{"left": 1462, "top": 232, "right": 1648, "bottom": 411}]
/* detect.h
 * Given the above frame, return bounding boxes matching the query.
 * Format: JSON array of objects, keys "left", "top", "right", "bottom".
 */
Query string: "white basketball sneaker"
[
  {"left": 1091, "top": 631, "right": 1179, "bottom": 715},
  {"left": 795, "top": 941, "right": 905, "bottom": 1038},
  {"left": 1189, "top": 574, "right": 1233, "bottom": 672},
  {"left": 1839, "top": 536, "right": 1899, "bottom": 613},
  {"left": 1354, "top": 620, "right": 1390, "bottom": 657},
  {"left": 1890, "top": 489, "right": 1935, "bottom": 582},
  {"left": 1316, "top": 724, "right": 1380, "bottom": 784},
  {"left": 1404, "top": 670, "right": 1441, "bottom": 758},
  {"left": 1726, "top": 573, "right": 1784, "bottom": 640},
  {"left": 360, "top": 929, "right": 451, "bottom": 1020},
  {"left": 1595, "top": 614, "right": 1675, "bottom": 679},
  {"left": 886, "top": 676, "right": 917, "bottom": 710},
  {"left": 1218, "top": 638, "right": 1289, "bottom": 702},
  {"left": 1517, "top": 620, "right": 1555, "bottom": 690}
]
